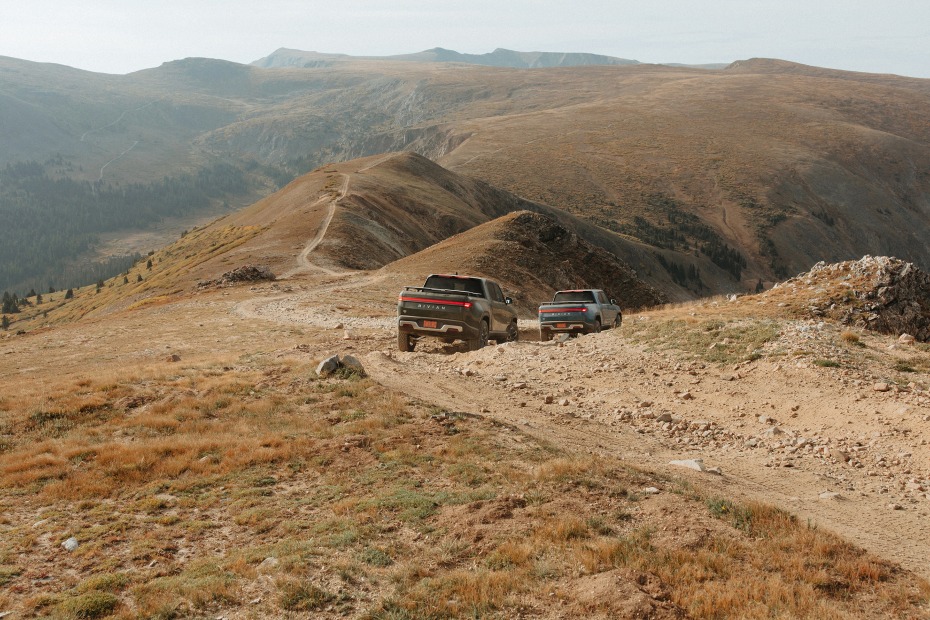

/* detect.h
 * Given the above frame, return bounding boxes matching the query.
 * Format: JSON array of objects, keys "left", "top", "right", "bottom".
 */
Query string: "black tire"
[
  {"left": 592, "top": 318, "right": 602, "bottom": 334},
  {"left": 613, "top": 312, "right": 622, "bottom": 329},
  {"left": 398, "top": 331, "right": 415, "bottom": 352},
  {"left": 506, "top": 321, "right": 519, "bottom": 342},
  {"left": 469, "top": 320, "right": 489, "bottom": 351},
  {"left": 540, "top": 329, "right": 552, "bottom": 342}
]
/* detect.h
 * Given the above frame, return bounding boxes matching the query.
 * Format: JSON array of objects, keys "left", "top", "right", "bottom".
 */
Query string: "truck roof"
[{"left": 430, "top": 274, "right": 483, "bottom": 280}]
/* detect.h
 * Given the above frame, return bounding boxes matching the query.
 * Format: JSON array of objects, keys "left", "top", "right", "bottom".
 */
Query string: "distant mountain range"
[
  {"left": 251, "top": 47, "right": 727, "bottom": 70},
  {"left": 1, "top": 51, "right": 928, "bottom": 299}
]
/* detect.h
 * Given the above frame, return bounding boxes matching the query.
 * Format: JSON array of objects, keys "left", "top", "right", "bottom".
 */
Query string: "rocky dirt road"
[{"left": 236, "top": 270, "right": 930, "bottom": 580}]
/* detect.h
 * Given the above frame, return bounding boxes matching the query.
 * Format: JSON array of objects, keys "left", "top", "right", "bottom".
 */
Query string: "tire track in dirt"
[{"left": 363, "top": 342, "right": 930, "bottom": 580}]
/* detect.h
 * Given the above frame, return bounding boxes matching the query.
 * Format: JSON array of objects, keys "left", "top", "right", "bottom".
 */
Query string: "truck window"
[
  {"left": 596, "top": 291, "right": 608, "bottom": 304},
  {"left": 554, "top": 291, "right": 595, "bottom": 303},
  {"left": 488, "top": 282, "right": 504, "bottom": 302},
  {"left": 424, "top": 275, "right": 485, "bottom": 296}
]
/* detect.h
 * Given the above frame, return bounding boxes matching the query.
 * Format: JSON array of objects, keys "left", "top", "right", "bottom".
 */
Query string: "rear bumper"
[
  {"left": 539, "top": 321, "right": 594, "bottom": 334},
  {"left": 398, "top": 317, "right": 479, "bottom": 340}
]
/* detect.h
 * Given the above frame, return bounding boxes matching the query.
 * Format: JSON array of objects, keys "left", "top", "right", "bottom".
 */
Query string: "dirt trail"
[
  {"left": 357, "top": 334, "right": 930, "bottom": 578},
  {"left": 234, "top": 224, "right": 930, "bottom": 580},
  {"left": 280, "top": 174, "right": 350, "bottom": 279}
]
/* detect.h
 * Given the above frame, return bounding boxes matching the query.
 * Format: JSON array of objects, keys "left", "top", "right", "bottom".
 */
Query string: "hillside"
[
  {"left": 100, "top": 152, "right": 699, "bottom": 302},
  {"left": 2, "top": 53, "right": 930, "bottom": 299},
  {"left": 384, "top": 210, "right": 666, "bottom": 313},
  {"left": 2, "top": 225, "right": 930, "bottom": 618}
]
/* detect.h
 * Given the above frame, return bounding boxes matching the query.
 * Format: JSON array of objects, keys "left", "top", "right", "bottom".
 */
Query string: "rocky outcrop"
[
  {"left": 774, "top": 256, "right": 930, "bottom": 341},
  {"left": 198, "top": 265, "right": 275, "bottom": 288}
]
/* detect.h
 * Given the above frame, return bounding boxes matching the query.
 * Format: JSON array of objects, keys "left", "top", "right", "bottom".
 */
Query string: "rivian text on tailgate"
[
  {"left": 397, "top": 275, "right": 519, "bottom": 352},
  {"left": 538, "top": 289, "right": 621, "bottom": 341}
]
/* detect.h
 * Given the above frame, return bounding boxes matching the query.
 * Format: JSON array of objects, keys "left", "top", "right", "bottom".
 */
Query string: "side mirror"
[
  {"left": 505, "top": 297, "right": 513, "bottom": 304},
  {"left": 610, "top": 299, "right": 616, "bottom": 305}
]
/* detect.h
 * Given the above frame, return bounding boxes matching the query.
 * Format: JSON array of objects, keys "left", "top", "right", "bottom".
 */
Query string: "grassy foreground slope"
[{"left": 1, "top": 326, "right": 927, "bottom": 619}]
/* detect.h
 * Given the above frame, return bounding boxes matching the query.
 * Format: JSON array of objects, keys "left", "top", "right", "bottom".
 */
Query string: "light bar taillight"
[
  {"left": 400, "top": 296, "right": 472, "bottom": 309},
  {"left": 539, "top": 307, "right": 587, "bottom": 313}
]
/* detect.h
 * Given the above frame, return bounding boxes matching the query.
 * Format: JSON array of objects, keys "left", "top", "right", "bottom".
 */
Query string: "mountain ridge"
[{"left": 2, "top": 52, "right": 930, "bottom": 300}]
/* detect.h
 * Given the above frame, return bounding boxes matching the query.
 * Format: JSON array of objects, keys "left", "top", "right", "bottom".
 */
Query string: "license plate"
[
  {"left": 556, "top": 323, "right": 567, "bottom": 328},
  {"left": 423, "top": 320, "right": 437, "bottom": 328}
]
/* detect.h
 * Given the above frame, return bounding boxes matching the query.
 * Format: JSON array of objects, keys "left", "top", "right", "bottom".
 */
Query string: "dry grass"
[
  {"left": 1, "top": 357, "right": 928, "bottom": 619},
  {"left": 625, "top": 313, "right": 779, "bottom": 364}
]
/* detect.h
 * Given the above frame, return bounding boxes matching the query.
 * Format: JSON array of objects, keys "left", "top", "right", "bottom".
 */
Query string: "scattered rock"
[
  {"left": 643, "top": 487, "right": 660, "bottom": 495},
  {"left": 257, "top": 557, "right": 280, "bottom": 572},
  {"left": 62, "top": 537, "right": 79, "bottom": 552},
  {"left": 899, "top": 333, "right": 916, "bottom": 345},
  {"left": 819, "top": 492, "right": 844, "bottom": 501},
  {"left": 166, "top": 354, "right": 181, "bottom": 363},
  {"left": 340, "top": 355, "right": 366, "bottom": 376},
  {"left": 198, "top": 265, "right": 275, "bottom": 288},
  {"left": 670, "top": 459, "right": 707, "bottom": 472},
  {"left": 316, "top": 355, "right": 341, "bottom": 377},
  {"left": 874, "top": 383, "right": 891, "bottom": 393}
]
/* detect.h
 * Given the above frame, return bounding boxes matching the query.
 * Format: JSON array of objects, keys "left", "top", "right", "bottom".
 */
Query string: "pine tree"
[
  {"left": 1, "top": 315, "right": 8, "bottom": 331},
  {"left": 137, "top": 274, "right": 143, "bottom": 282},
  {"left": 123, "top": 276, "right": 129, "bottom": 284},
  {"left": 1, "top": 292, "right": 19, "bottom": 314},
  {"left": 65, "top": 288, "right": 74, "bottom": 299},
  {"left": 146, "top": 259, "right": 153, "bottom": 270}
]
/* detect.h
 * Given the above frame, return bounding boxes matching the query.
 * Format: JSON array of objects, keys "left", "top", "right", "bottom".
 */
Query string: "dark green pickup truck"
[{"left": 397, "top": 274, "right": 519, "bottom": 352}]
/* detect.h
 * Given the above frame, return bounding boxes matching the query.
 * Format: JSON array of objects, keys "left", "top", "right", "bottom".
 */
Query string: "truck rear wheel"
[
  {"left": 505, "top": 321, "right": 519, "bottom": 342},
  {"left": 398, "top": 331, "right": 415, "bottom": 352},
  {"left": 592, "top": 318, "right": 602, "bottom": 334},
  {"left": 540, "top": 329, "right": 552, "bottom": 342},
  {"left": 468, "top": 320, "right": 489, "bottom": 351}
]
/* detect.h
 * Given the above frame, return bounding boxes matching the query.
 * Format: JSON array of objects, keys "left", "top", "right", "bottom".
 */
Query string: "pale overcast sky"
[{"left": 1, "top": 0, "right": 928, "bottom": 78}]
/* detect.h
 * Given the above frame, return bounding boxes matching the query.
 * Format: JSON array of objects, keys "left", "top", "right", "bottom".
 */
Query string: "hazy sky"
[{"left": 1, "top": 0, "right": 928, "bottom": 78}]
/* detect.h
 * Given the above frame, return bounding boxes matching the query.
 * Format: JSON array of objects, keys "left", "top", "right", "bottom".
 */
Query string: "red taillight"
[
  {"left": 539, "top": 307, "right": 587, "bottom": 313},
  {"left": 400, "top": 296, "right": 473, "bottom": 307}
]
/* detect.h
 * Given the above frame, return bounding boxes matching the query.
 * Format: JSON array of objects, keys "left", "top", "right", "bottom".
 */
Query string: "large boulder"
[{"left": 771, "top": 256, "right": 930, "bottom": 341}]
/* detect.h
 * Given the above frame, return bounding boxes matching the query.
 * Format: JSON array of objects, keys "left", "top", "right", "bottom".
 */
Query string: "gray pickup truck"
[
  {"left": 397, "top": 274, "right": 519, "bottom": 352},
  {"left": 538, "top": 289, "right": 622, "bottom": 341}
]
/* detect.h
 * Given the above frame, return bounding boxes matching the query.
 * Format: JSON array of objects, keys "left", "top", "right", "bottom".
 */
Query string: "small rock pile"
[
  {"left": 199, "top": 265, "right": 275, "bottom": 288},
  {"left": 773, "top": 256, "right": 930, "bottom": 342}
]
